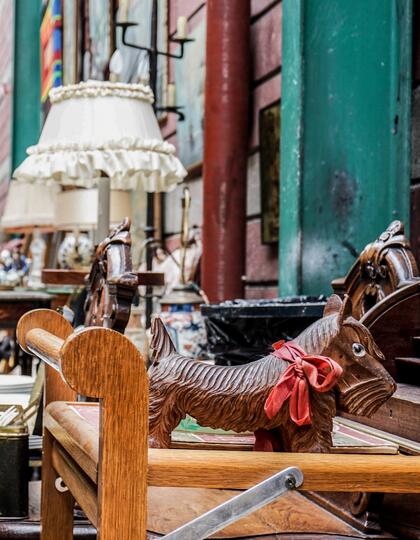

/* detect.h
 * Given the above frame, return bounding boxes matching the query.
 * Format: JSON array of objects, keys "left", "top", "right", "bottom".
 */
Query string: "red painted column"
[{"left": 202, "top": 0, "right": 250, "bottom": 302}]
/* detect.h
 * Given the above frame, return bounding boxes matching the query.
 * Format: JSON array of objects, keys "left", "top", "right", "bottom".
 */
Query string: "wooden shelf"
[
  {"left": 42, "top": 269, "right": 165, "bottom": 287},
  {"left": 42, "top": 269, "right": 87, "bottom": 286}
]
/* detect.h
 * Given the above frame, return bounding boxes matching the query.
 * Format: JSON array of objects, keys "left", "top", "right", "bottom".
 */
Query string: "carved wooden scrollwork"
[
  {"left": 332, "top": 221, "right": 419, "bottom": 319},
  {"left": 84, "top": 218, "right": 138, "bottom": 333}
]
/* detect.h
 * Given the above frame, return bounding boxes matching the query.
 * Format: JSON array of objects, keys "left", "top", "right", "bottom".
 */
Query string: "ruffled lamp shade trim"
[{"left": 14, "top": 138, "right": 187, "bottom": 192}]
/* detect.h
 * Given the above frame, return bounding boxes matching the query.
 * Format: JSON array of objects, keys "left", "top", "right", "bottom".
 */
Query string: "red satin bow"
[{"left": 264, "top": 340, "right": 343, "bottom": 426}]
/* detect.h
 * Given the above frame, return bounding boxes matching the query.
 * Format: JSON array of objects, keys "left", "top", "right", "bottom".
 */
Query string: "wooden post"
[
  {"left": 60, "top": 327, "right": 148, "bottom": 540},
  {"left": 202, "top": 0, "right": 250, "bottom": 302},
  {"left": 12, "top": 0, "right": 41, "bottom": 171}
]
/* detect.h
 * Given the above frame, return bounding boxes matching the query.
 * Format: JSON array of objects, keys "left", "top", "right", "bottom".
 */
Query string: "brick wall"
[{"left": 161, "top": 0, "right": 281, "bottom": 299}]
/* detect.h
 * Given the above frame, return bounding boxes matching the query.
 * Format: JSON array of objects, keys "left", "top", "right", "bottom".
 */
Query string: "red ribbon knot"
[{"left": 264, "top": 340, "right": 343, "bottom": 426}]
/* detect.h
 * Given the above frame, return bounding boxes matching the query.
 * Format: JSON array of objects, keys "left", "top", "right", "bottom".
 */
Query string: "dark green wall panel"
[
  {"left": 280, "top": 0, "right": 412, "bottom": 295},
  {"left": 12, "top": 0, "right": 41, "bottom": 171}
]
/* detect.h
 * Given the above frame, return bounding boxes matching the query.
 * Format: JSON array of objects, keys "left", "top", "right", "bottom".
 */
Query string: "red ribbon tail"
[
  {"left": 264, "top": 371, "right": 295, "bottom": 419},
  {"left": 289, "top": 378, "right": 312, "bottom": 426},
  {"left": 254, "top": 429, "right": 279, "bottom": 452}
]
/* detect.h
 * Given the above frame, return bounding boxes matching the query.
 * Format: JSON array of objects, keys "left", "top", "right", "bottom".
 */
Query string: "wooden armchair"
[{"left": 16, "top": 309, "right": 420, "bottom": 540}]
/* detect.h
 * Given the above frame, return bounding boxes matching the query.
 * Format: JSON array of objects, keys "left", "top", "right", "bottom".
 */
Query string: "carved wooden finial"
[{"left": 332, "top": 221, "right": 419, "bottom": 319}]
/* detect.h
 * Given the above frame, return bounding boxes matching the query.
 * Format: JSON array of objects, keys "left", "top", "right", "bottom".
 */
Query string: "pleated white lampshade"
[
  {"left": 13, "top": 81, "right": 186, "bottom": 193},
  {"left": 54, "top": 188, "right": 132, "bottom": 231},
  {"left": 0, "top": 181, "right": 58, "bottom": 232}
]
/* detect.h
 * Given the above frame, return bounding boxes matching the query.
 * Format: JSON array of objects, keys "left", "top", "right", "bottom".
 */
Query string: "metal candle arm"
[
  {"left": 180, "top": 186, "right": 191, "bottom": 284},
  {"left": 156, "top": 106, "right": 185, "bottom": 122},
  {"left": 115, "top": 22, "right": 193, "bottom": 121},
  {"left": 116, "top": 22, "right": 195, "bottom": 60}
]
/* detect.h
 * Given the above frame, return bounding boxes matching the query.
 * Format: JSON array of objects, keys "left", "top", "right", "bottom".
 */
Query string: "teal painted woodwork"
[
  {"left": 12, "top": 0, "right": 41, "bottom": 171},
  {"left": 279, "top": 0, "right": 412, "bottom": 296},
  {"left": 279, "top": 0, "right": 304, "bottom": 296}
]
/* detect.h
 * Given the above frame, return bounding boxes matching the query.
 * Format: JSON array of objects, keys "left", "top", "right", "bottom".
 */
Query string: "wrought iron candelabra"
[{"left": 116, "top": 2, "right": 194, "bottom": 327}]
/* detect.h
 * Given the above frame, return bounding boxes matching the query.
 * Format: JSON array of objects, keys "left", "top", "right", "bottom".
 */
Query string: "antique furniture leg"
[{"left": 41, "top": 428, "right": 75, "bottom": 540}]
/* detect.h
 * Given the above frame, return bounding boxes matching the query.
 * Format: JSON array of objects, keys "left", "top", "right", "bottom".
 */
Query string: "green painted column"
[
  {"left": 12, "top": 0, "right": 41, "bottom": 171},
  {"left": 279, "top": 0, "right": 412, "bottom": 296},
  {"left": 278, "top": 0, "right": 304, "bottom": 296}
]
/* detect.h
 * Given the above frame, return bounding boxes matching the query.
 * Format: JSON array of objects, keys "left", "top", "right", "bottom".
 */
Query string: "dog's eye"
[{"left": 352, "top": 343, "right": 365, "bottom": 357}]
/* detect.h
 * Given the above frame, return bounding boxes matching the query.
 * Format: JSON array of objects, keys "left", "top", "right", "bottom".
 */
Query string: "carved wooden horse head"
[
  {"left": 84, "top": 218, "right": 138, "bottom": 333},
  {"left": 148, "top": 295, "right": 395, "bottom": 452}
]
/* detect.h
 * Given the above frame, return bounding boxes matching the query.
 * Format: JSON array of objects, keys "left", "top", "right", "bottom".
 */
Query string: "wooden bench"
[{"left": 16, "top": 308, "right": 420, "bottom": 540}]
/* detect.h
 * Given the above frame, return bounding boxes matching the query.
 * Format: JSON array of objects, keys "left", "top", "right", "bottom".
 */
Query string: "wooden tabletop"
[
  {"left": 0, "top": 290, "right": 53, "bottom": 302},
  {"left": 42, "top": 269, "right": 165, "bottom": 287},
  {"left": 0, "top": 290, "right": 52, "bottom": 330}
]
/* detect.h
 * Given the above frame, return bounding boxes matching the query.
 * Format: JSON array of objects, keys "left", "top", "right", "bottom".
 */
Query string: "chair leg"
[{"left": 41, "top": 429, "right": 75, "bottom": 540}]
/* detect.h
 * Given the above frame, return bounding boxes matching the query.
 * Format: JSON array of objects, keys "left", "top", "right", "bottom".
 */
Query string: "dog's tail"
[{"left": 150, "top": 316, "right": 177, "bottom": 365}]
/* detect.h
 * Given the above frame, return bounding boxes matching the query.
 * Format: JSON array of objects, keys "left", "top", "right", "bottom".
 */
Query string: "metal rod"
[
  {"left": 162, "top": 466, "right": 304, "bottom": 540},
  {"left": 144, "top": 0, "right": 158, "bottom": 328},
  {"left": 180, "top": 187, "right": 191, "bottom": 284},
  {"left": 97, "top": 176, "right": 111, "bottom": 244}
]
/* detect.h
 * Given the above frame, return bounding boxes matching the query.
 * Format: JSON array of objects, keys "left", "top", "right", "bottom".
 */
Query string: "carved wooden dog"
[{"left": 148, "top": 295, "right": 396, "bottom": 452}]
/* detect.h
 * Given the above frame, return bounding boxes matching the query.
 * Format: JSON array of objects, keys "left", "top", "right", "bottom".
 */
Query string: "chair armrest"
[{"left": 17, "top": 309, "right": 74, "bottom": 404}]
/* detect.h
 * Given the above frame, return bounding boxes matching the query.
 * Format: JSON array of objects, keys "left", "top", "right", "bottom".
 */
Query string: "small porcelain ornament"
[{"left": 58, "top": 233, "right": 94, "bottom": 270}]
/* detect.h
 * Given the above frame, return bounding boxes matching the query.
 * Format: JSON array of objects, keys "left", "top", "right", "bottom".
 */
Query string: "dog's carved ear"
[
  {"left": 323, "top": 294, "right": 343, "bottom": 317},
  {"left": 338, "top": 295, "right": 353, "bottom": 324},
  {"left": 150, "top": 316, "right": 176, "bottom": 364}
]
